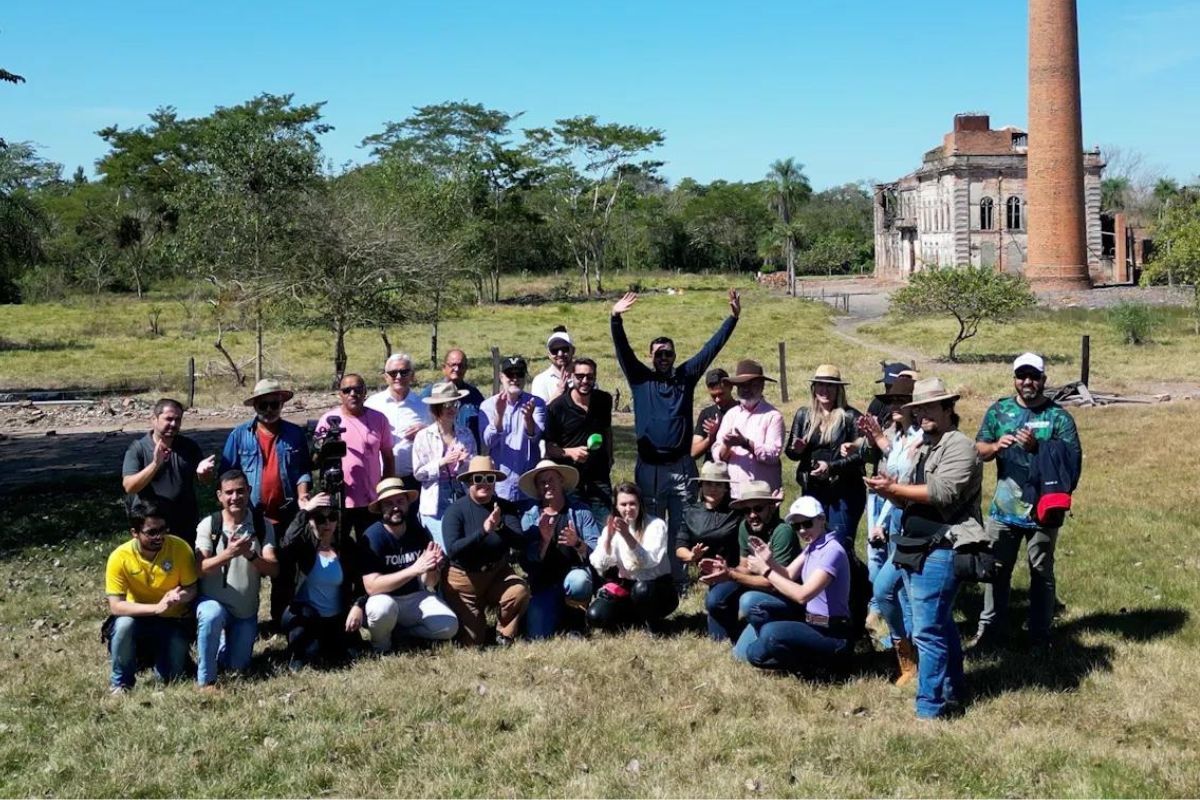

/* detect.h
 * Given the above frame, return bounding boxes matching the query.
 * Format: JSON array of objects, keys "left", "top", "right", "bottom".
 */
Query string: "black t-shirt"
[
  {"left": 694, "top": 403, "right": 731, "bottom": 463},
  {"left": 122, "top": 433, "right": 203, "bottom": 542},
  {"left": 441, "top": 495, "right": 523, "bottom": 571},
  {"left": 359, "top": 520, "right": 432, "bottom": 597},
  {"left": 544, "top": 390, "right": 613, "bottom": 504}
]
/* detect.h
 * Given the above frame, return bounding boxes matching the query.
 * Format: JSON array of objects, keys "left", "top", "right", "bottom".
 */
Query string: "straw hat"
[
  {"left": 724, "top": 359, "right": 777, "bottom": 385},
  {"left": 243, "top": 378, "right": 294, "bottom": 406},
  {"left": 730, "top": 480, "right": 783, "bottom": 509},
  {"left": 517, "top": 459, "right": 580, "bottom": 499},
  {"left": 368, "top": 477, "right": 419, "bottom": 514},
  {"left": 874, "top": 373, "right": 917, "bottom": 403},
  {"left": 689, "top": 461, "right": 732, "bottom": 484},
  {"left": 421, "top": 381, "right": 469, "bottom": 406},
  {"left": 457, "top": 455, "right": 506, "bottom": 484},
  {"left": 811, "top": 364, "right": 849, "bottom": 385},
  {"left": 903, "top": 377, "right": 960, "bottom": 408}
]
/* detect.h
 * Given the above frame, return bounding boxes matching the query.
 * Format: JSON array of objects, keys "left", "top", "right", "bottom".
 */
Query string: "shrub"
[{"left": 1109, "top": 301, "right": 1154, "bottom": 344}]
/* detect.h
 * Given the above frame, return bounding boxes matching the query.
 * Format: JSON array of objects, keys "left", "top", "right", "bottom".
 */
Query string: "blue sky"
[{"left": 3, "top": 1, "right": 1198, "bottom": 189}]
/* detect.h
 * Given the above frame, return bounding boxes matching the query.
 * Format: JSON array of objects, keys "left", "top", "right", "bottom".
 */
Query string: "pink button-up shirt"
[{"left": 712, "top": 399, "right": 784, "bottom": 498}]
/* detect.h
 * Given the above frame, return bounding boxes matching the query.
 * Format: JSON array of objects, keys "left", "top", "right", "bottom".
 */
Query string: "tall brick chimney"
[{"left": 1026, "top": 0, "right": 1091, "bottom": 289}]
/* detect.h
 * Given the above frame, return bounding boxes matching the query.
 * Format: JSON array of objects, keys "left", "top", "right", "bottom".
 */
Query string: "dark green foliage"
[{"left": 1108, "top": 301, "right": 1155, "bottom": 344}]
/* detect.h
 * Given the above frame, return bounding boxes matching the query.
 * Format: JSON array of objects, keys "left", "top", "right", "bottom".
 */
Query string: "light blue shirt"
[
  {"left": 479, "top": 391, "right": 547, "bottom": 501},
  {"left": 298, "top": 552, "right": 343, "bottom": 618}
]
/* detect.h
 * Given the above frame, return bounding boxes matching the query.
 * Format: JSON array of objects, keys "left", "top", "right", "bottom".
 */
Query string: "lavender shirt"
[
  {"left": 800, "top": 532, "right": 850, "bottom": 620},
  {"left": 479, "top": 391, "right": 547, "bottom": 501}
]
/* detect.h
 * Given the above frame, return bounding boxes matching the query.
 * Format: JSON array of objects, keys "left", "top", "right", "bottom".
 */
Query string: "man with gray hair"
[{"left": 367, "top": 353, "right": 432, "bottom": 491}]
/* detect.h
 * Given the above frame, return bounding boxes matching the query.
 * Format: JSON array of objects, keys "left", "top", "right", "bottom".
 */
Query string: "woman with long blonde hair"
[{"left": 784, "top": 365, "right": 867, "bottom": 544}]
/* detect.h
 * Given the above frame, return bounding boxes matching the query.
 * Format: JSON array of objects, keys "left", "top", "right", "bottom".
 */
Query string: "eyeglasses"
[
  {"left": 469, "top": 474, "right": 497, "bottom": 485},
  {"left": 792, "top": 519, "right": 815, "bottom": 530},
  {"left": 312, "top": 512, "right": 337, "bottom": 525},
  {"left": 445, "top": 362, "right": 466, "bottom": 371},
  {"left": 386, "top": 368, "right": 413, "bottom": 378},
  {"left": 340, "top": 386, "right": 366, "bottom": 396},
  {"left": 549, "top": 346, "right": 572, "bottom": 356},
  {"left": 139, "top": 526, "right": 168, "bottom": 537},
  {"left": 439, "top": 401, "right": 460, "bottom": 412},
  {"left": 573, "top": 373, "right": 596, "bottom": 382},
  {"left": 255, "top": 400, "right": 281, "bottom": 412},
  {"left": 745, "top": 504, "right": 771, "bottom": 515}
]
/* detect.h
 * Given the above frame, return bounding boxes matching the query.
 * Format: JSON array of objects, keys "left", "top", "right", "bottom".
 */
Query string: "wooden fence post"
[
  {"left": 186, "top": 357, "right": 196, "bottom": 409},
  {"left": 777, "top": 341, "right": 789, "bottom": 404},
  {"left": 1080, "top": 335, "right": 1091, "bottom": 387}
]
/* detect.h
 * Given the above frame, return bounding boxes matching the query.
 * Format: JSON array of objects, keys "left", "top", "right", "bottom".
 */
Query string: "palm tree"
[{"left": 766, "top": 158, "right": 811, "bottom": 295}]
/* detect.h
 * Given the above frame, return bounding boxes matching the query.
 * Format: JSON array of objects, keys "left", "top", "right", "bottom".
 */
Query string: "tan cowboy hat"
[
  {"left": 243, "top": 378, "right": 295, "bottom": 406},
  {"left": 730, "top": 480, "right": 784, "bottom": 509},
  {"left": 368, "top": 477, "right": 419, "bottom": 513},
  {"left": 421, "top": 381, "right": 470, "bottom": 406},
  {"left": 811, "top": 364, "right": 849, "bottom": 385},
  {"left": 517, "top": 459, "right": 580, "bottom": 499},
  {"left": 724, "top": 358, "right": 777, "bottom": 385},
  {"left": 457, "top": 455, "right": 506, "bottom": 484},
  {"left": 690, "top": 461, "right": 733, "bottom": 484},
  {"left": 874, "top": 373, "right": 917, "bottom": 403},
  {"left": 903, "top": 377, "right": 960, "bottom": 408}
]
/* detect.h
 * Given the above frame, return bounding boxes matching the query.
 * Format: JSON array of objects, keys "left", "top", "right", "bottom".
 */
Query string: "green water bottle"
[{"left": 586, "top": 433, "right": 603, "bottom": 451}]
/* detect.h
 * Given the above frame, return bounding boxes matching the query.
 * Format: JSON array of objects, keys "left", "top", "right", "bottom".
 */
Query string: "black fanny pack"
[
  {"left": 952, "top": 541, "right": 1004, "bottom": 583},
  {"left": 891, "top": 534, "right": 948, "bottom": 573}
]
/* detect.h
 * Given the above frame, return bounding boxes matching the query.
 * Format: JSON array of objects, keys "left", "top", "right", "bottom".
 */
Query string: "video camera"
[{"left": 314, "top": 415, "right": 347, "bottom": 510}]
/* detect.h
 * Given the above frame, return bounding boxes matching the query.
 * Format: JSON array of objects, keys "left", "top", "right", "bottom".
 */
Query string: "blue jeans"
[
  {"left": 872, "top": 541, "right": 912, "bottom": 642},
  {"left": 109, "top": 615, "right": 192, "bottom": 689},
  {"left": 900, "top": 547, "right": 965, "bottom": 718},
  {"left": 732, "top": 591, "right": 804, "bottom": 660},
  {"left": 635, "top": 454, "right": 697, "bottom": 584},
  {"left": 811, "top": 482, "right": 866, "bottom": 546},
  {"left": 735, "top": 617, "right": 850, "bottom": 671},
  {"left": 525, "top": 568, "right": 594, "bottom": 640},
  {"left": 196, "top": 597, "right": 258, "bottom": 686},
  {"left": 704, "top": 581, "right": 745, "bottom": 642}
]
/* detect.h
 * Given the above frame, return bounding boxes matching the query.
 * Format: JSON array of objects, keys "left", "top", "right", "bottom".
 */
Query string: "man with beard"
[
  {"left": 972, "top": 353, "right": 1081, "bottom": 651},
  {"left": 531, "top": 326, "right": 577, "bottom": 404},
  {"left": 360, "top": 478, "right": 458, "bottom": 652},
  {"left": 122, "top": 398, "right": 216, "bottom": 547},
  {"left": 220, "top": 378, "right": 311, "bottom": 627},
  {"left": 104, "top": 503, "right": 198, "bottom": 694},
  {"left": 712, "top": 359, "right": 784, "bottom": 499},
  {"left": 544, "top": 357, "right": 613, "bottom": 524}
]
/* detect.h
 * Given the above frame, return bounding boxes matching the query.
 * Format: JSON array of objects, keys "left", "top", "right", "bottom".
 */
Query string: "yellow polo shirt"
[{"left": 105, "top": 535, "right": 198, "bottom": 618}]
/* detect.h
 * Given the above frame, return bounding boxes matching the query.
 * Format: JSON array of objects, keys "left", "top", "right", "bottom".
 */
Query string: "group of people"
[{"left": 107, "top": 289, "right": 1082, "bottom": 720}]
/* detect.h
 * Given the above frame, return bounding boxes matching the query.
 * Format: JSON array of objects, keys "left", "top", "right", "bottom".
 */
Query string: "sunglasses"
[
  {"left": 745, "top": 504, "right": 772, "bottom": 515},
  {"left": 340, "top": 386, "right": 366, "bottom": 395},
  {"left": 469, "top": 474, "right": 498, "bottom": 485},
  {"left": 573, "top": 373, "right": 596, "bottom": 382},
  {"left": 386, "top": 368, "right": 413, "bottom": 378},
  {"left": 653, "top": 350, "right": 676, "bottom": 358},
  {"left": 1014, "top": 370, "right": 1043, "bottom": 381},
  {"left": 312, "top": 512, "right": 337, "bottom": 524},
  {"left": 792, "top": 519, "right": 815, "bottom": 530},
  {"left": 503, "top": 372, "right": 527, "bottom": 381},
  {"left": 255, "top": 400, "right": 281, "bottom": 412},
  {"left": 549, "top": 346, "right": 572, "bottom": 356}
]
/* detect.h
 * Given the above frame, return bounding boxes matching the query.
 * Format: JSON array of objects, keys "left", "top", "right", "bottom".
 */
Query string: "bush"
[{"left": 1109, "top": 301, "right": 1154, "bottom": 344}]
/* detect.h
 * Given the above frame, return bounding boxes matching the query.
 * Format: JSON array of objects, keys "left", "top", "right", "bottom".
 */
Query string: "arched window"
[
  {"left": 1006, "top": 196, "right": 1023, "bottom": 230},
  {"left": 979, "top": 197, "right": 994, "bottom": 230}
]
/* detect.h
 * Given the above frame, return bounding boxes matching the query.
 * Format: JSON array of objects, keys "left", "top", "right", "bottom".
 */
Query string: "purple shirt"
[
  {"left": 479, "top": 391, "right": 547, "bottom": 501},
  {"left": 315, "top": 408, "right": 394, "bottom": 508},
  {"left": 799, "top": 532, "right": 850, "bottom": 619}
]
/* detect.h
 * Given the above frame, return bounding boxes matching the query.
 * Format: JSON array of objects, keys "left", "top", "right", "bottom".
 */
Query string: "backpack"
[{"left": 205, "top": 509, "right": 267, "bottom": 588}]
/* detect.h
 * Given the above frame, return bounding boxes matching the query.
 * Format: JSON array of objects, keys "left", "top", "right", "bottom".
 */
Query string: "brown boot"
[{"left": 894, "top": 638, "right": 918, "bottom": 687}]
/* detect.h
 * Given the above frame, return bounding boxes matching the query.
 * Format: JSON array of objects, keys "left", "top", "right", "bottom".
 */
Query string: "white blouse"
[
  {"left": 589, "top": 514, "right": 670, "bottom": 582},
  {"left": 410, "top": 422, "right": 477, "bottom": 517}
]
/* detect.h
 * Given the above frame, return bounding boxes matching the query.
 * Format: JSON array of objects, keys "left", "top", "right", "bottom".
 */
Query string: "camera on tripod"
[{"left": 314, "top": 415, "right": 347, "bottom": 509}]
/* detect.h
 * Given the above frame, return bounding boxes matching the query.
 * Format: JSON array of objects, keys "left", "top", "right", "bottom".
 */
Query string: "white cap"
[
  {"left": 1012, "top": 352, "right": 1045, "bottom": 374},
  {"left": 547, "top": 330, "right": 573, "bottom": 349},
  {"left": 784, "top": 496, "right": 824, "bottom": 523}
]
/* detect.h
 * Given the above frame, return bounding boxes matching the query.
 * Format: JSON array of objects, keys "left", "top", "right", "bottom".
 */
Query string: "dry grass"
[{"left": 3, "top": 279, "right": 1199, "bottom": 796}]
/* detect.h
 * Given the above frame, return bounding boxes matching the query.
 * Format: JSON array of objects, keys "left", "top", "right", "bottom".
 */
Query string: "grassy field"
[{"left": 2, "top": 278, "right": 1199, "bottom": 796}]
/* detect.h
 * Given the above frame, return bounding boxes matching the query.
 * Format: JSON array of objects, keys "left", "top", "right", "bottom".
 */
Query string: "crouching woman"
[
  {"left": 733, "top": 496, "right": 853, "bottom": 673},
  {"left": 587, "top": 482, "right": 678, "bottom": 630},
  {"left": 279, "top": 493, "right": 366, "bottom": 668}
]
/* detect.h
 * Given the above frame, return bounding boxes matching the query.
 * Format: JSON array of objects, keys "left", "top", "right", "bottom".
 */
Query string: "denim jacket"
[{"left": 219, "top": 418, "right": 313, "bottom": 509}]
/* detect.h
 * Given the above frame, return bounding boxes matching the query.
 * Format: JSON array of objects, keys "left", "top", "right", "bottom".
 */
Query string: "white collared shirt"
[{"left": 365, "top": 389, "right": 433, "bottom": 477}]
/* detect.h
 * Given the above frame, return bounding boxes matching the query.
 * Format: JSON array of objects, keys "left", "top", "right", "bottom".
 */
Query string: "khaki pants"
[{"left": 444, "top": 562, "right": 530, "bottom": 646}]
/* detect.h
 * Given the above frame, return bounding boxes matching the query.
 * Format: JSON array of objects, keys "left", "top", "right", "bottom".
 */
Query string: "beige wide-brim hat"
[
  {"left": 730, "top": 480, "right": 784, "bottom": 509},
  {"left": 517, "top": 459, "right": 580, "bottom": 499},
  {"left": 422, "top": 381, "right": 470, "bottom": 406},
  {"left": 811, "top": 364, "right": 849, "bottom": 385},
  {"left": 903, "top": 377, "right": 960, "bottom": 408},
  {"left": 368, "top": 477, "right": 419, "bottom": 513},
  {"left": 243, "top": 378, "right": 295, "bottom": 406},
  {"left": 457, "top": 455, "right": 507, "bottom": 485},
  {"left": 690, "top": 461, "right": 733, "bottom": 484},
  {"left": 725, "top": 358, "right": 777, "bottom": 385}
]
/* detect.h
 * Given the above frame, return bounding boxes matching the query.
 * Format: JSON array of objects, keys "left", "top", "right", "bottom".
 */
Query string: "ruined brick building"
[{"left": 873, "top": 113, "right": 1108, "bottom": 282}]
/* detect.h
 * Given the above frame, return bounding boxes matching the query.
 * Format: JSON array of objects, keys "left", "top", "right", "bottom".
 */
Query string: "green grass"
[{"left": 3, "top": 279, "right": 1200, "bottom": 796}]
